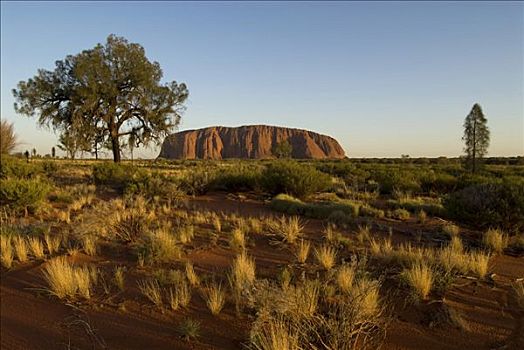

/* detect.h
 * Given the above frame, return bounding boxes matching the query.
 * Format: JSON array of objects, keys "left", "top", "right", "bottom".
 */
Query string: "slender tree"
[
  {"left": 57, "top": 129, "right": 90, "bottom": 159},
  {"left": 12, "top": 35, "right": 188, "bottom": 162},
  {"left": 463, "top": 103, "right": 490, "bottom": 173},
  {"left": 51, "top": 146, "right": 56, "bottom": 158},
  {"left": 0, "top": 119, "right": 18, "bottom": 154}
]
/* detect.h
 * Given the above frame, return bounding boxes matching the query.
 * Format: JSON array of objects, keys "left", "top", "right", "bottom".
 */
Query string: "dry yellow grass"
[
  {"left": 212, "top": 215, "right": 222, "bottom": 233},
  {"left": 323, "top": 225, "right": 339, "bottom": 243},
  {"left": 230, "top": 227, "right": 246, "bottom": 251},
  {"left": 251, "top": 318, "right": 299, "bottom": 350},
  {"left": 44, "top": 233, "right": 61, "bottom": 255},
  {"left": 352, "top": 278, "right": 381, "bottom": 319},
  {"left": 249, "top": 217, "right": 263, "bottom": 234},
  {"left": 202, "top": 282, "right": 226, "bottom": 315},
  {"left": 0, "top": 235, "right": 14, "bottom": 268},
  {"left": 178, "top": 225, "right": 195, "bottom": 244},
  {"left": 336, "top": 264, "right": 356, "bottom": 294},
  {"left": 402, "top": 262, "right": 434, "bottom": 300},
  {"left": 138, "top": 279, "right": 163, "bottom": 308},
  {"left": 27, "top": 237, "right": 45, "bottom": 259},
  {"left": 42, "top": 256, "right": 94, "bottom": 299},
  {"left": 356, "top": 225, "right": 371, "bottom": 244},
  {"left": 314, "top": 244, "right": 337, "bottom": 270},
  {"left": 114, "top": 266, "right": 125, "bottom": 291},
  {"left": 176, "top": 279, "right": 192, "bottom": 308},
  {"left": 468, "top": 251, "right": 490, "bottom": 279},
  {"left": 483, "top": 228, "right": 508, "bottom": 253},
  {"left": 267, "top": 216, "right": 304, "bottom": 245},
  {"left": 291, "top": 279, "right": 320, "bottom": 319},
  {"left": 231, "top": 251, "right": 256, "bottom": 291},
  {"left": 185, "top": 262, "right": 200, "bottom": 287},
  {"left": 13, "top": 235, "right": 28, "bottom": 262},
  {"left": 295, "top": 239, "right": 310, "bottom": 264},
  {"left": 81, "top": 235, "right": 97, "bottom": 256},
  {"left": 370, "top": 238, "right": 393, "bottom": 259},
  {"left": 167, "top": 287, "right": 180, "bottom": 310},
  {"left": 150, "top": 227, "right": 180, "bottom": 262}
]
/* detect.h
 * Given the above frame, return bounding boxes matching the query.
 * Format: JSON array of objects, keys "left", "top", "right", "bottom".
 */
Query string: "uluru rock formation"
[{"left": 158, "top": 125, "right": 346, "bottom": 160}]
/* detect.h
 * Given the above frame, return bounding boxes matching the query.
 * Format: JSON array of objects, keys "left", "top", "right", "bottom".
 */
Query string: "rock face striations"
[{"left": 158, "top": 125, "right": 346, "bottom": 160}]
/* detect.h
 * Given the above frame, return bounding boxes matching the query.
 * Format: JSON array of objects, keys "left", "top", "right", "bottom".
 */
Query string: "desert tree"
[
  {"left": 463, "top": 103, "right": 490, "bottom": 173},
  {"left": 57, "top": 129, "right": 90, "bottom": 159},
  {"left": 32, "top": 148, "right": 37, "bottom": 158},
  {"left": 0, "top": 119, "right": 18, "bottom": 154},
  {"left": 13, "top": 35, "right": 189, "bottom": 162},
  {"left": 272, "top": 140, "right": 293, "bottom": 159}
]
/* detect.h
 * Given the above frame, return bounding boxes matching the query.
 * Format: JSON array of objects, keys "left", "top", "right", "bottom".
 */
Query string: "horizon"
[{"left": 1, "top": 1, "right": 523, "bottom": 159}]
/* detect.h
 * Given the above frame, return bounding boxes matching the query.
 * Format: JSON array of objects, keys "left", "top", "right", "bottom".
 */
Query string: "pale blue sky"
[{"left": 1, "top": 1, "right": 523, "bottom": 158}]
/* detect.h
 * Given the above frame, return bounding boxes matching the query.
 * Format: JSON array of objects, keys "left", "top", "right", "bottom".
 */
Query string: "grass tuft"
[
  {"left": 402, "top": 262, "right": 434, "bottom": 300},
  {"left": 202, "top": 282, "right": 226, "bottom": 315},
  {"left": 314, "top": 244, "right": 337, "bottom": 270},
  {"left": 295, "top": 239, "right": 310, "bottom": 264}
]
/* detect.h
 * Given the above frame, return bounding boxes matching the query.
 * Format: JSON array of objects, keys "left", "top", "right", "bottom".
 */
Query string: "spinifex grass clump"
[
  {"left": 202, "top": 282, "right": 226, "bottom": 315},
  {"left": 402, "top": 262, "right": 434, "bottom": 301},
  {"left": 27, "top": 236, "right": 45, "bottom": 259},
  {"left": 229, "top": 251, "right": 256, "bottom": 312},
  {"left": 314, "top": 244, "right": 337, "bottom": 270},
  {"left": 0, "top": 235, "right": 14, "bottom": 268},
  {"left": 43, "top": 256, "right": 94, "bottom": 300},
  {"left": 267, "top": 216, "right": 304, "bottom": 245},
  {"left": 295, "top": 239, "right": 310, "bottom": 264},
  {"left": 482, "top": 228, "right": 508, "bottom": 253}
]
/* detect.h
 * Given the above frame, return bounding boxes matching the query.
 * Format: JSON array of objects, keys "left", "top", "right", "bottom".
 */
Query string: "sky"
[{"left": 1, "top": 1, "right": 523, "bottom": 158}]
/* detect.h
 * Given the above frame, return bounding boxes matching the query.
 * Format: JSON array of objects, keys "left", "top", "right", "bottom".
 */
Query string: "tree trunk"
[
  {"left": 111, "top": 136, "right": 121, "bottom": 162},
  {"left": 472, "top": 118, "right": 477, "bottom": 173}
]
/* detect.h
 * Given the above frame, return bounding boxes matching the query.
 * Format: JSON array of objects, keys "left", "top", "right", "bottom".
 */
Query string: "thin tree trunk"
[
  {"left": 112, "top": 136, "right": 121, "bottom": 163},
  {"left": 472, "top": 119, "right": 476, "bottom": 173}
]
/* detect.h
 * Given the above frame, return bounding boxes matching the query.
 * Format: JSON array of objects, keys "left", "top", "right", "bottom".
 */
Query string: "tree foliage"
[
  {"left": 57, "top": 129, "right": 90, "bottom": 159},
  {"left": 13, "top": 35, "right": 189, "bottom": 162},
  {"left": 463, "top": 103, "right": 490, "bottom": 173},
  {"left": 0, "top": 120, "right": 18, "bottom": 155},
  {"left": 272, "top": 140, "right": 293, "bottom": 159}
]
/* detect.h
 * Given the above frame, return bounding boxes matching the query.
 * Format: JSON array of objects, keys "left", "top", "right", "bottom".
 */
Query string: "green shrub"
[
  {"left": 444, "top": 180, "right": 524, "bottom": 231},
  {"left": 261, "top": 161, "right": 331, "bottom": 199},
  {"left": 390, "top": 208, "right": 410, "bottom": 221},
  {"left": 370, "top": 169, "right": 421, "bottom": 195},
  {"left": 93, "top": 162, "right": 131, "bottom": 192},
  {"left": 0, "top": 178, "right": 50, "bottom": 213},
  {"left": 0, "top": 156, "right": 42, "bottom": 179},
  {"left": 420, "top": 171, "right": 458, "bottom": 193},
  {"left": 211, "top": 165, "right": 261, "bottom": 192},
  {"left": 178, "top": 168, "right": 216, "bottom": 195},
  {"left": 386, "top": 198, "right": 445, "bottom": 217},
  {"left": 270, "top": 193, "right": 385, "bottom": 221},
  {"left": 124, "top": 171, "right": 183, "bottom": 201}
]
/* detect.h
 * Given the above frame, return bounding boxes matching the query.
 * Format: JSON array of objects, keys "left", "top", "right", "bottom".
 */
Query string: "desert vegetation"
[{"left": 1, "top": 154, "right": 523, "bottom": 349}]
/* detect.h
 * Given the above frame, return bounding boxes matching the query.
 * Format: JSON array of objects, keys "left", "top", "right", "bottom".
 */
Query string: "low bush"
[
  {"left": 211, "top": 165, "right": 261, "bottom": 192},
  {"left": 0, "top": 178, "right": 50, "bottom": 214},
  {"left": 261, "top": 160, "right": 331, "bottom": 199},
  {"left": 0, "top": 156, "right": 43, "bottom": 179},
  {"left": 444, "top": 180, "right": 524, "bottom": 231}
]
